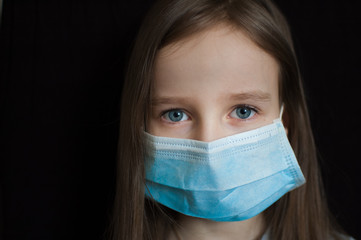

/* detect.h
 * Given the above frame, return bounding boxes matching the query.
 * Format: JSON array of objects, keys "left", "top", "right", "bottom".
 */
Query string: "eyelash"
[
  {"left": 159, "top": 104, "right": 259, "bottom": 122},
  {"left": 232, "top": 104, "right": 259, "bottom": 117},
  {"left": 160, "top": 108, "right": 184, "bottom": 116},
  {"left": 160, "top": 108, "right": 191, "bottom": 122}
]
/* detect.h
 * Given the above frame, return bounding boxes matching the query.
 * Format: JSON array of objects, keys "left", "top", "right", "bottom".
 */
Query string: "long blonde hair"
[{"left": 111, "top": 0, "right": 344, "bottom": 239}]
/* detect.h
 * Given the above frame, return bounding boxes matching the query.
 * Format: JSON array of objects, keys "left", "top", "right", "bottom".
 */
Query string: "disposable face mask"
[{"left": 144, "top": 110, "right": 305, "bottom": 222}]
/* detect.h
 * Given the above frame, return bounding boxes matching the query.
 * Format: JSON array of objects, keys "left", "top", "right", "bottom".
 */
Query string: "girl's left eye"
[
  {"left": 230, "top": 106, "right": 256, "bottom": 120},
  {"left": 162, "top": 109, "right": 190, "bottom": 122}
]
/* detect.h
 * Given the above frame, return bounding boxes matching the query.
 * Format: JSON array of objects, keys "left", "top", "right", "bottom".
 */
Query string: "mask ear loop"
[
  {"left": 280, "top": 104, "right": 284, "bottom": 119},
  {"left": 273, "top": 104, "right": 284, "bottom": 123}
]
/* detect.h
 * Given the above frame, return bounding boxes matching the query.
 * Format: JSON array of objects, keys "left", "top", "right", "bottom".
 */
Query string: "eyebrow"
[
  {"left": 151, "top": 90, "right": 272, "bottom": 106},
  {"left": 151, "top": 96, "right": 191, "bottom": 106},
  {"left": 228, "top": 91, "right": 272, "bottom": 102}
]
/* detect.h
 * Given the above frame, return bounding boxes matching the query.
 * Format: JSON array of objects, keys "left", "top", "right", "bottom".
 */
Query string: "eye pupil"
[
  {"left": 236, "top": 107, "right": 252, "bottom": 119},
  {"left": 168, "top": 110, "right": 183, "bottom": 122}
]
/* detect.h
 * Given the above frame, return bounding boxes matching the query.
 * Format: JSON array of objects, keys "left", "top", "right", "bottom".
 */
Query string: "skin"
[{"left": 148, "top": 24, "right": 281, "bottom": 240}]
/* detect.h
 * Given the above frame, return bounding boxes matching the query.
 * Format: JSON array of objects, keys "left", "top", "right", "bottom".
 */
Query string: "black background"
[{"left": 0, "top": 0, "right": 360, "bottom": 239}]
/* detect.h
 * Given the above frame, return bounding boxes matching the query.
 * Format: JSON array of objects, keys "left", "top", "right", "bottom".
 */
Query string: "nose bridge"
[{"left": 194, "top": 113, "right": 224, "bottom": 142}]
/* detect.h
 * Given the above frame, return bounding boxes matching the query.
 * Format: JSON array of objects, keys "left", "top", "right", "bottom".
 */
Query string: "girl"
[{"left": 111, "top": 0, "right": 353, "bottom": 239}]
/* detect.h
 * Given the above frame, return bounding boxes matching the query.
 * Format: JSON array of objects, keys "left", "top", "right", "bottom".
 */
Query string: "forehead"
[{"left": 152, "top": 25, "right": 279, "bottom": 103}]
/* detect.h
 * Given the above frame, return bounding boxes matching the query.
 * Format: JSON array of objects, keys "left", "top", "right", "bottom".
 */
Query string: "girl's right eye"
[{"left": 162, "top": 110, "right": 190, "bottom": 122}]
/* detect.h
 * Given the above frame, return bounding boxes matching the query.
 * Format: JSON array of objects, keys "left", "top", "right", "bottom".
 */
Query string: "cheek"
[
  {"left": 146, "top": 118, "right": 191, "bottom": 138},
  {"left": 146, "top": 118, "right": 158, "bottom": 135}
]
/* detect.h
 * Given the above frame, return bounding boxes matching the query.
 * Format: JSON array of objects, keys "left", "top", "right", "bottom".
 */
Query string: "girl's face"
[{"left": 149, "top": 25, "right": 280, "bottom": 141}]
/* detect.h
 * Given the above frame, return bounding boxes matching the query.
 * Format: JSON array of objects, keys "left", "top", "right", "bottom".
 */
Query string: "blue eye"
[
  {"left": 230, "top": 106, "right": 256, "bottom": 119},
  {"left": 163, "top": 110, "right": 189, "bottom": 122}
]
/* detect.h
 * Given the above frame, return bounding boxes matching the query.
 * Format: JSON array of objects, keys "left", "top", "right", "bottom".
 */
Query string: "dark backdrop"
[
  {"left": 0, "top": 0, "right": 360, "bottom": 239},
  {"left": 276, "top": 1, "right": 361, "bottom": 239}
]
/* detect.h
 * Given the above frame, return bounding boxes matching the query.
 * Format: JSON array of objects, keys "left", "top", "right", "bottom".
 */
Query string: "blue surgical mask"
[{"left": 144, "top": 112, "right": 305, "bottom": 222}]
